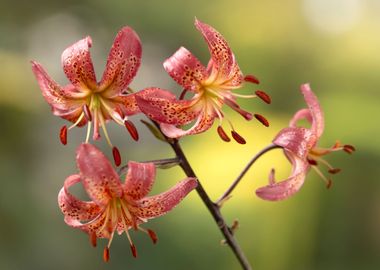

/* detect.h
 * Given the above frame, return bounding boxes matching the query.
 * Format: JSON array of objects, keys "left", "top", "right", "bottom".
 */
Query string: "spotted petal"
[
  {"left": 133, "top": 178, "right": 197, "bottom": 219},
  {"left": 163, "top": 46, "right": 207, "bottom": 92},
  {"left": 124, "top": 162, "right": 156, "bottom": 200},
  {"left": 136, "top": 88, "right": 198, "bottom": 125},
  {"left": 301, "top": 84, "right": 324, "bottom": 139},
  {"left": 195, "top": 19, "right": 234, "bottom": 79},
  {"left": 99, "top": 27, "right": 142, "bottom": 98},
  {"left": 256, "top": 152, "right": 310, "bottom": 201},
  {"left": 61, "top": 36, "right": 97, "bottom": 90},
  {"left": 76, "top": 143, "right": 123, "bottom": 206}
]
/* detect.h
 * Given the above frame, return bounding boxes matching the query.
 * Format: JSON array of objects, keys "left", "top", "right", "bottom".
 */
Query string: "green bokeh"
[{"left": 1, "top": 0, "right": 379, "bottom": 269}]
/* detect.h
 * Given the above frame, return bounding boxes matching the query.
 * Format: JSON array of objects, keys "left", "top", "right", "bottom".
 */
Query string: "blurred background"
[{"left": 1, "top": 0, "right": 379, "bottom": 269}]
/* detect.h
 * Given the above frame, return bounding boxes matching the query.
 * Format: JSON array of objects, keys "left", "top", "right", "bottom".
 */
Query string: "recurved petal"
[
  {"left": 110, "top": 93, "right": 140, "bottom": 117},
  {"left": 124, "top": 162, "right": 156, "bottom": 200},
  {"left": 136, "top": 88, "right": 198, "bottom": 125},
  {"left": 221, "top": 61, "right": 244, "bottom": 89},
  {"left": 300, "top": 84, "right": 324, "bottom": 139},
  {"left": 99, "top": 26, "right": 142, "bottom": 98},
  {"left": 289, "top": 108, "right": 312, "bottom": 128},
  {"left": 163, "top": 46, "right": 207, "bottom": 92},
  {"left": 133, "top": 177, "right": 197, "bottom": 219},
  {"left": 195, "top": 19, "right": 234, "bottom": 78},
  {"left": 255, "top": 153, "right": 310, "bottom": 201},
  {"left": 61, "top": 36, "right": 97, "bottom": 90},
  {"left": 76, "top": 143, "right": 123, "bottom": 206},
  {"left": 58, "top": 174, "right": 102, "bottom": 221},
  {"left": 273, "top": 127, "right": 316, "bottom": 159}
]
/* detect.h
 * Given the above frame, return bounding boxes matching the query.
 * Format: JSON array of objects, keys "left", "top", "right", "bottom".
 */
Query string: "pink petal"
[
  {"left": 195, "top": 19, "right": 234, "bottom": 79},
  {"left": 273, "top": 127, "right": 316, "bottom": 159},
  {"left": 163, "top": 46, "right": 207, "bottom": 92},
  {"left": 132, "top": 177, "right": 197, "bottom": 219},
  {"left": 99, "top": 26, "right": 142, "bottom": 98},
  {"left": 220, "top": 61, "right": 244, "bottom": 89},
  {"left": 289, "top": 108, "right": 312, "bottom": 127},
  {"left": 256, "top": 153, "right": 310, "bottom": 201},
  {"left": 300, "top": 84, "right": 324, "bottom": 139},
  {"left": 61, "top": 36, "right": 97, "bottom": 90},
  {"left": 109, "top": 93, "right": 140, "bottom": 117},
  {"left": 124, "top": 162, "right": 156, "bottom": 200},
  {"left": 135, "top": 88, "right": 198, "bottom": 125},
  {"left": 76, "top": 143, "right": 123, "bottom": 206},
  {"left": 58, "top": 174, "right": 102, "bottom": 221}
]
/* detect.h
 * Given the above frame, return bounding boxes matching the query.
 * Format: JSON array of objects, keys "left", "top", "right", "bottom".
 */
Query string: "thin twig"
[
  {"left": 118, "top": 157, "right": 180, "bottom": 175},
  {"left": 216, "top": 143, "right": 280, "bottom": 206}
]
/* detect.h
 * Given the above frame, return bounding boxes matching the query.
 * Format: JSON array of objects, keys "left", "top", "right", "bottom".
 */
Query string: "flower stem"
[
  {"left": 118, "top": 157, "right": 180, "bottom": 175},
  {"left": 216, "top": 144, "right": 280, "bottom": 206}
]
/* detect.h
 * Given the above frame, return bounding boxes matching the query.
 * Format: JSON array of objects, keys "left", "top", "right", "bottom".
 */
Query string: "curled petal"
[
  {"left": 136, "top": 88, "right": 198, "bottom": 125},
  {"left": 61, "top": 37, "right": 97, "bottom": 90},
  {"left": 99, "top": 27, "right": 142, "bottom": 98},
  {"left": 289, "top": 108, "right": 312, "bottom": 128},
  {"left": 195, "top": 19, "right": 234, "bottom": 79},
  {"left": 256, "top": 153, "right": 310, "bottom": 201},
  {"left": 300, "top": 84, "right": 324, "bottom": 139},
  {"left": 133, "top": 178, "right": 197, "bottom": 219},
  {"left": 221, "top": 61, "right": 243, "bottom": 89},
  {"left": 163, "top": 46, "right": 207, "bottom": 92},
  {"left": 124, "top": 162, "right": 156, "bottom": 200},
  {"left": 76, "top": 143, "right": 123, "bottom": 206},
  {"left": 58, "top": 174, "right": 102, "bottom": 221},
  {"left": 110, "top": 93, "right": 140, "bottom": 116},
  {"left": 273, "top": 127, "right": 316, "bottom": 159}
]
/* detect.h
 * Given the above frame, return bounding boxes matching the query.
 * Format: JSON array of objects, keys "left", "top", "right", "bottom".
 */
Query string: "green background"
[{"left": 1, "top": 0, "right": 379, "bottom": 269}]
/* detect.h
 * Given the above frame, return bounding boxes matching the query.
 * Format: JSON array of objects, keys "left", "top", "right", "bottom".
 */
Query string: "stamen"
[
  {"left": 68, "top": 112, "right": 85, "bottom": 130},
  {"left": 59, "top": 125, "right": 67, "bottom": 145},
  {"left": 89, "top": 232, "right": 97, "bottom": 247},
  {"left": 311, "top": 166, "right": 333, "bottom": 189},
  {"left": 224, "top": 98, "right": 253, "bottom": 120},
  {"left": 179, "top": 89, "right": 188, "bottom": 100},
  {"left": 130, "top": 244, "right": 138, "bottom": 258},
  {"left": 83, "top": 104, "right": 92, "bottom": 122},
  {"left": 112, "top": 146, "right": 121, "bottom": 167},
  {"left": 85, "top": 119, "right": 92, "bottom": 143},
  {"left": 255, "top": 90, "right": 271, "bottom": 104},
  {"left": 231, "top": 130, "right": 246, "bottom": 144},
  {"left": 147, "top": 229, "right": 158, "bottom": 244},
  {"left": 98, "top": 111, "right": 113, "bottom": 147},
  {"left": 328, "top": 168, "right": 341, "bottom": 174},
  {"left": 217, "top": 126, "right": 231, "bottom": 142},
  {"left": 124, "top": 120, "right": 139, "bottom": 141},
  {"left": 103, "top": 247, "right": 110, "bottom": 262},
  {"left": 343, "top": 144, "right": 356, "bottom": 154},
  {"left": 244, "top": 74, "right": 260, "bottom": 84},
  {"left": 307, "top": 158, "right": 318, "bottom": 166},
  {"left": 254, "top": 114, "right": 269, "bottom": 127}
]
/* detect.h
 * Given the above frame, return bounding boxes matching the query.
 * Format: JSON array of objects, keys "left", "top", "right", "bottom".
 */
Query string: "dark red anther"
[
  {"left": 231, "top": 131, "right": 246, "bottom": 144},
  {"left": 82, "top": 104, "right": 92, "bottom": 122},
  {"left": 254, "top": 114, "right": 269, "bottom": 127},
  {"left": 179, "top": 89, "right": 188, "bottom": 100},
  {"left": 217, "top": 126, "right": 231, "bottom": 142},
  {"left": 307, "top": 158, "right": 318, "bottom": 166},
  {"left": 326, "top": 179, "right": 333, "bottom": 189},
  {"left": 147, "top": 229, "right": 158, "bottom": 244},
  {"left": 112, "top": 146, "right": 121, "bottom": 167},
  {"left": 343, "top": 144, "right": 356, "bottom": 154},
  {"left": 244, "top": 74, "right": 260, "bottom": 84},
  {"left": 130, "top": 244, "right": 138, "bottom": 258},
  {"left": 103, "top": 247, "right": 110, "bottom": 262},
  {"left": 124, "top": 120, "right": 139, "bottom": 141},
  {"left": 89, "top": 232, "right": 97, "bottom": 247},
  {"left": 59, "top": 125, "right": 67, "bottom": 145},
  {"left": 255, "top": 90, "right": 271, "bottom": 104},
  {"left": 328, "top": 168, "right": 341, "bottom": 174}
]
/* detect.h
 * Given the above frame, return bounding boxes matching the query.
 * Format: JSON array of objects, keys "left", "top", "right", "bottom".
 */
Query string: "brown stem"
[
  {"left": 118, "top": 157, "right": 180, "bottom": 175},
  {"left": 216, "top": 143, "right": 280, "bottom": 206}
]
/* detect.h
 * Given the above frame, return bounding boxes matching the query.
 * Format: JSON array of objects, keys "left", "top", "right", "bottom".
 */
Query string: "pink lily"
[
  {"left": 136, "top": 19, "right": 270, "bottom": 143},
  {"left": 31, "top": 26, "right": 142, "bottom": 149},
  {"left": 256, "top": 84, "right": 355, "bottom": 201},
  {"left": 58, "top": 143, "right": 197, "bottom": 262}
]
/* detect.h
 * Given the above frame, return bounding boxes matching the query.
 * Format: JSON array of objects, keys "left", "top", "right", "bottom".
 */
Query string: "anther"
[
  {"left": 179, "top": 89, "right": 188, "bottom": 100},
  {"left": 326, "top": 179, "right": 333, "bottom": 189},
  {"left": 217, "top": 126, "right": 231, "bottom": 142},
  {"left": 130, "top": 244, "right": 138, "bottom": 258},
  {"left": 89, "top": 232, "right": 97, "bottom": 247},
  {"left": 231, "top": 130, "right": 246, "bottom": 144},
  {"left": 244, "top": 74, "right": 260, "bottom": 84},
  {"left": 59, "top": 125, "right": 68, "bottom": 145},
  {"left": 112, "top": 146, "right": 121, "bottom": 167},
  {"left": 307, "top": 158, "right": 318, "bottom": 166},
  {"left": 124, "top": 120, "right": 139, "bottom": 141},
  {"left": 83, "top": 104, "right": 92, "bottom": 122},
  {"left": 255, "top": 90, "right": 271, "bottom": 104},
  {"left": 328, "top": 168, "right": 341, "bottom": 174},
  {"left": 147, "top": 229, "right": 158, "bottom": 244},
  {"left": 343, "top": 144, "right": 356, "bottom": 154},
  {"left": 103, "top": 247, "right": 110, "bottom": 262},
  {"left": 254, "top": 114, "right": 269, "bottom": 127}
]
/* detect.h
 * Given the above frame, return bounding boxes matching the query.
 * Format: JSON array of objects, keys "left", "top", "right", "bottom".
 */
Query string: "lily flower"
[
  {"left": 255, "top": 84, "right": 355, "bottom": 201},
  {"left": 31, "top": 26, "right": 142, "bottom": 151},
  {"left": 58, "top": 143, "right": 197, "bottom": 262},
  {"left": 136, "top": 19, "right": 270, "bottom": 144}
]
